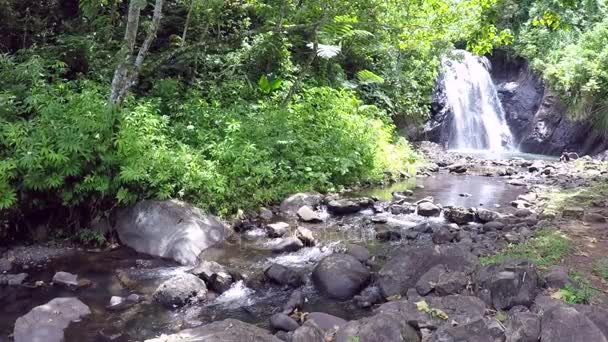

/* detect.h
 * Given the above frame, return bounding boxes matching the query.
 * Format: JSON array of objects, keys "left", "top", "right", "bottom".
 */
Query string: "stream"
[{"left": 0, "top": 170, "right": 528, "bottom": 341}]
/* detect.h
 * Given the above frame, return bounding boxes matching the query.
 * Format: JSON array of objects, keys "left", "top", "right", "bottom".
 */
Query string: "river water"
[{"left": 0, "top": 172, "right": 527, "bottom": 341}]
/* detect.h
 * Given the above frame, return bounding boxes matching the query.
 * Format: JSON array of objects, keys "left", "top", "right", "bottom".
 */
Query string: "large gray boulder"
[
  {"left": 475, "top": 260, "right": 540, "bottom": 310},
  {"left": 145, "top": 319, "right": 281, "bottom": 342},
  {"left": 153, "top": 273, "right": 207, "bottom": 308},
  {"left": 506, "top": 312, "right": 540, "bottom": 342},
  {"left": 115, "top": 200, "right": 229, "bottom": 265},
  {"left": 335, "top": 311, "right": 420, "bottom": 342},
  {"left": 312, "top": 254, "right": 371, "bottom": 300},
  {"left": 540, "top": 306, "right": 608, "bottom": 342},
  {"left": 14, "top": 297, "right": 91, "bottom": 342},
  {"left": 378, "top": 245, "right": 478, "bottom": 297}
]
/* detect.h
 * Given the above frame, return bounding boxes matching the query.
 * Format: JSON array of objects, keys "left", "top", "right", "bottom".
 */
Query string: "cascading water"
[{"left": 442, "top": 50, "right": 514, "bottom": 151}]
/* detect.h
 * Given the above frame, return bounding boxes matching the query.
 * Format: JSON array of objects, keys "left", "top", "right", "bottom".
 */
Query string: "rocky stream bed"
[{"left": 2, "top": 142, "right": 608, "bottom": 342}]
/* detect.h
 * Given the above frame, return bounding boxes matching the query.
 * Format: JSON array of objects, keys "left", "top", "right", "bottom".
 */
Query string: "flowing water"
[
  {"left": 0, "top": 173, "right": 527, "bottom": 341},
  {"left": 442, "top": 50, "right": 514, "bottom": 152}
]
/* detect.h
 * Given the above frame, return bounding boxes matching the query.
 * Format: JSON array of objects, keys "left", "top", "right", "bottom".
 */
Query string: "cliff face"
[{"left": 419, "top": 50, "right": 607, "bottom": 156}]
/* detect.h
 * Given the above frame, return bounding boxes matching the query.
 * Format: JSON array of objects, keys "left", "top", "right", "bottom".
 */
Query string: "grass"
[
  {"left": 554, "top": 272, "right": 596, "bottom": 304},
  {"left": 480, "top": 229, "right": 573, "bottom": 267},
  {"left": 543, "top": 181, "right": 608, "bottom": 217},
  {"left": 593, "top": 258, "right": 608, "bottom": 281}
]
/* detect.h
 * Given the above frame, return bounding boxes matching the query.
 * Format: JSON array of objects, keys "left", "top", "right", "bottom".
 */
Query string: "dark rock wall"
[{"left": 417, "top": 49, "right": 607, "bottom": 156}]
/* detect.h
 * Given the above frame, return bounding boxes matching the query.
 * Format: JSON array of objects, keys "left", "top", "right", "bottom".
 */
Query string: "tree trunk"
[
  {"left": 181, "top": 0, "right": 196, "bottom": 47},
  {"left": 109, "top": 0, "right": 165, "bottom": 106}
]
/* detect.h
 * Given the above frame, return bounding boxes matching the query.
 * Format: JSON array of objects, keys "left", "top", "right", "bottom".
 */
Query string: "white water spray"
[{"left": 442, "top": 50, "right": 514, "bottom": 151}]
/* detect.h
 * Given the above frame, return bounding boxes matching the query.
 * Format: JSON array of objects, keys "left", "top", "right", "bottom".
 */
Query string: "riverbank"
[{"left": 2, "top": 142, "right": 608, "bottom": 341}]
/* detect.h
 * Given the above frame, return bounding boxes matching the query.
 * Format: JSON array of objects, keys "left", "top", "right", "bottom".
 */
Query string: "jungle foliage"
[{"left": 0, "top": 0, "right": 512, "bottom": 231}]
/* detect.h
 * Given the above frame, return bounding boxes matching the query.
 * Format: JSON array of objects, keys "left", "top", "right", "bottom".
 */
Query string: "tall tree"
[{"left": 109, "top": 0, "right": 165, "bottom": 105}]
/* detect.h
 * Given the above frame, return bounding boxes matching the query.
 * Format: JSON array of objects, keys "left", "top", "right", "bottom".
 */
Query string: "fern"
[{"left": 356, "top": 70, "right": 385, "bottom": 84}]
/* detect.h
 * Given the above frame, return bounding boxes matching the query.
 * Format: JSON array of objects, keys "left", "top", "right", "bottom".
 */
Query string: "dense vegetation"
[{"left": 5, "top": 0, "right": 603, "bottom": 236}]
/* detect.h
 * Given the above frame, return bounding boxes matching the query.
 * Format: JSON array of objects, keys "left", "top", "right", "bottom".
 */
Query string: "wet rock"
[
  {"left": 345, "top": 244, "right": 370, "bottom": 263},
  {"left": 312, "top": 254, "right": 371, "bottom": 300},
  {"left": 483, "top": 221, "right": 506, "bottom": 232},
  {"left": 327, "top": 199, "right": 363, "bottom": 215},
  {"left": 265, "top": 264, "right": 303, "bottom": 288},
  {"left": 14, "top": 297, "right": 91, "bottom": 342},
  {"left": 478, "top": 209, "right": 500, "bottom": 223},
  {"left": 266, "top": 222, "right": 290, "bottom": 238},
  {"left": 507, "top": 180, "right": 527, "bottom": 187},
  {"left": 297, "top": 206, "right": 322, "bottom": 223},
  {"left": 127, "top": 293, "right": 141, "bottom": 303},
  {"left": 282, "top": 289, "right": 304, "bottom": 314},
  {"left": 371, "top": 215, "right": 389, "bottom": 224},
  {"left": 354, "top": 285, "right": 384, "bottom": 308},
  {"left": 514, "top": 209, "right": 533, "bottom": 218},
  {"left": 511, "top": 200, "right": 531, "bottom": 209},
  {"left": 271, "top": 313, "right": 300, "bottom": 332},
  {"left": 153, "top": 273, "right": 207, "bottom": 308},
  {"left": 108, "top": 296, "right": 126, "bottom": 310},
  {"left": 391, "top": 204, "right": 416, "bottom": 215},
  {"left": 272, "top": 237, "right": 304, "bottom": 253},
  {"left": 145, "top": 318, "right": 281, "bottom": 342},
  {"left": 292, "top": 325, "right": 325, "bottom": 342},
  {"left": 543, "top": 266, "right": 571, "bottom": 289},
  {"left": 378, "top": 245, "right": 478, "bottom": 297},
  {"left": 115, "top": 200, "right": 229, "bottom": 265},
  {"left": 295, "top": 227, "right": 315, "bottom": 246},
  {"left": 505, "top": 312, "right": 540, "bottom": 342},
  {"left": 336, "top": 311, "right": 420, "bottom": 342},
  {"left": 540, "top": 306, "right": 608, "bottom": 342},
  {"left": 475, "top": 260, "right": 540, "bottom": 310},
  {"left": 417, "top": 202, "right": 441, "bottom": 217},
  {"left": 562, "top": 207, "right": 584, "bottom": 219},
  {"left": 449, "top": 163, "right": 468, "bottom": 174},
  {"left": 209, "top": 271, "right": 233, "bottom": 293},
  {"left": 304, "top": 312, "right": 347, "bottom": 332},
  {"left": 0, "top": 258, "right": 12, "bottom": 272},
  {"left": 430, "top": 318, "right": 495, "bottom": 342},
  {"left": 444, "top": 207, "right": 475, "bottom": 225},
  {"left": 52, "top": 271, "right": 79, "bottom": 287},
  {"left": 260, "top": 207, "right": 274, "bottom": 222},
  {"left": 376, "top": 225, "right": 402, "bottom": 241},
  {"left": 190, "top": 260, "right": 227, "bottom": 281},
  {"left": 0, "top": 273, "right": 28, "bottom": 285},
  {"left": 432, "top": 227, "right": 456, "bottom": 244},
  {"left": 281, "top": 193, "right": 323, "bottom": 216}
]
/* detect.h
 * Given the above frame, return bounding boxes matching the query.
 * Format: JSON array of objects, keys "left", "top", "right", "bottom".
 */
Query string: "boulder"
[
  {"left": 505, "top": 312, "right": 540, "bottom": 342},
  {"left": 540, "top": 306, "right": 608, "bottom": 342},
  {"left": 444, "top": 207, "right": 475, "bottom": 225},
  {"left": 190, "top": 260, "right": 227, "bottom": 281},
  {"left": 430, "top": 318, "right": 496, "bottom": 342},
  {"left": 304, "top": 312, "right": 347, "bottom": 332},
  {"left": 297, "top": 206, "right": 323, "bottom": 223},
  {"left": 345, "top": 244, "right": 370, "bottom": 263},
  {"left": 327, "top": 199, "right": 363, "bottom": 215},
  {"left": 475, "top": 260, "right": 540, "bottom": 310},
  {"left": 432, "top": 226, "right": 456, "bottom": 244},
  {"left": 483, "top": 221, "right": 506, "bottom": 232},
  {"left": 280, "top": 193, "right": 323, "bottom": 216},
  {"left": 417, "top": 202, "right": 441, "bottom": 217},
  {"left": 0, "top": 273, "right": 28, "bottom": 286},
  {"left": 259, "top": 207, "right": 274, "bottom": 221},
  {"left": 416, "top": 264, "right": 448, "bottom": 295},
  {"left": 265, "top": 264, "right": 303, "bottom": 288},
  {"left": 270, "top": 313, "right": 300, "bottom": 332},
  {"left": 115, "top": 200, "right": 228, "bottom": 265},
  {"left": 272, "top": 237, "right": 304, "bottom": 254},
  {"left": 312, "top": 254, "right": 371, "bottom": 300},
  {"left": 448, "top": 164, "right": 468, "bottom": 173},
  {"left": 573, "top": 305, "right": 608, "bottom": 338},
  {"left": 13, "top": 297, "right": 91, "bottom": 342},
  {"left": 52, "top": 271, "right": 79, "bottom": 287},
  {"left": 583, "top": 213, "right": 607, "bottom": 223},
  {"left": 153, "top": 273, "right": 207, "bottom": 308},
  {"left": 477, "top": 209, "right": 500, "bottom": 223},
  {"left": 266, "top": 222, "right": 290, "bottom": 238},
  {"left": 391, "top": 204, "right": 416, "bottom": 215},
  {"left": 295, "top": 226, "right": 315, "bottom": 246},
  {"left": 543, "top": 266, "right": 571, "bottom": 289},
  {"left": 335, "top": 311, "right": 420, "bottom": 342},
  {"left": 376, "top": 225, "right": 403, "bottom": 241},
  {"left": 291, "top": 325, "right": 325, "bottom": 342},
  {"left": 282, "top": 289, "right": 304, "bottom": 314},
  {"left": 145, "top": 319, "right": 281, "bottom": 342},
  {"left": 378, "top": 245, "right": 478, "bottom": 297}
]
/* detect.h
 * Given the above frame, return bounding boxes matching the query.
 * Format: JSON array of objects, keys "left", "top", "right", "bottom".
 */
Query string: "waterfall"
[{"left": 442, "top": 50, "right": 514, "bottom": 151}]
